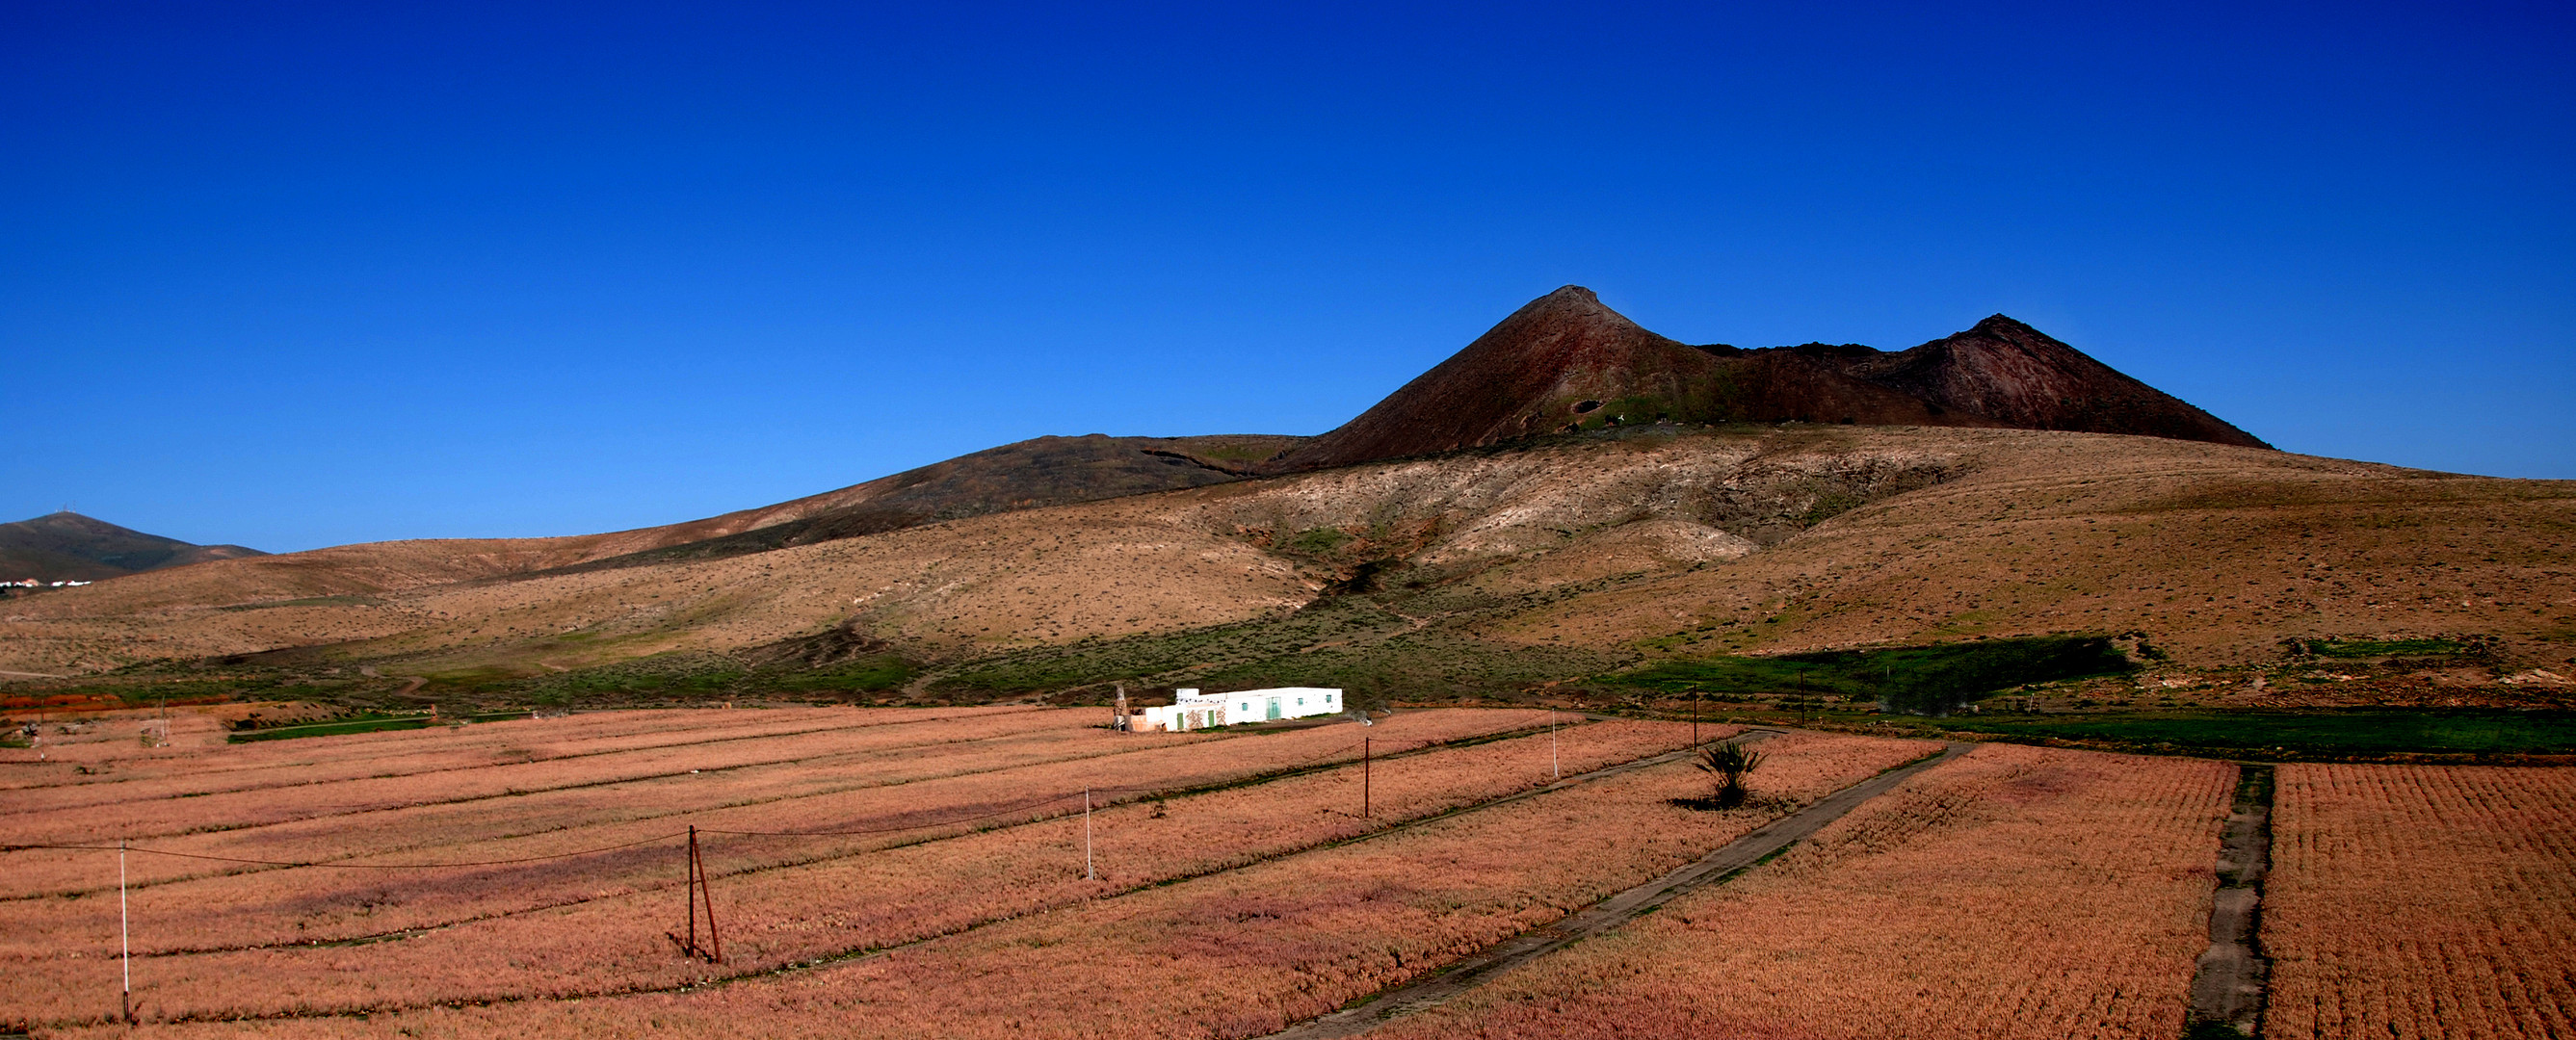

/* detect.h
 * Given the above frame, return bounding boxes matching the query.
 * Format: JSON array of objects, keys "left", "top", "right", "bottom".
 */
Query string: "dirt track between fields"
[
  {"left": 2189, "top": 763, "right": 2275, "bottom": 1035},
  {"left": 1259, "top": 740, "right": 1972, "bottom": 1040}
]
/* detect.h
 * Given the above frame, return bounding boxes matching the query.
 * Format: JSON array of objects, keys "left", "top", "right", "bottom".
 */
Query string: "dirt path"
[
  {"left": 2188, "top": 763, "right": 2275, "bottom": 1037},
  {"left": 1259, "top": 741, "right": 1972, "bottom": 1040},
  {"left": 0, "top": 669, "right": 68, "bottom": 679}
]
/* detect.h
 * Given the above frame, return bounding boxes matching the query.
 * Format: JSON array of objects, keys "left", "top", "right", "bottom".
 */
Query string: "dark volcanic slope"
[
  {"left": 1269, "top": 287, "right": 2267, "bottom": 472},
  {"left": 566, "top": 432, "right": 1306, "bottom": 571},
  {"left": 1843, "top": 315, "right": 2268, "bottom": 447},
  {"left": 0, "top": 511, "right": 265, "bottom": 584}
]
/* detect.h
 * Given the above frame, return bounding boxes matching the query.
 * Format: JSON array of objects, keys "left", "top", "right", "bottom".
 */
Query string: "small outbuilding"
[{"left": 1136, "top": 687, "right": 1341, "bottom": 732}]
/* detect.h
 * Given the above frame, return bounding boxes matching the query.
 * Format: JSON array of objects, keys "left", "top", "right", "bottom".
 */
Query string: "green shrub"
[{"left": 1621, "top": 636, "right": 2138, "bottom": 716}]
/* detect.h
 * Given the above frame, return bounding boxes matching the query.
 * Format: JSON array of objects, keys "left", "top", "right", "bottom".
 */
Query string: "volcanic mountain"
[
  {"left": 1266, "top": 286, "right": 2268, "bottom": 472},
  {"left": 564, "top": 432, "right": 1307, "bottom": 571},
  {"left": 21, "top": 285, "right": 2560, "bottom": 712},
  {"left": 0, "top": 511, "right": 265, "bottom": 584}
]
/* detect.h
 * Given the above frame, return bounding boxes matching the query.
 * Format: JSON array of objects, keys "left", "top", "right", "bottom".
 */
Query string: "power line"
[
  {"left": 702, "top": 792, "right": 1089, "bottom": 838},
  {"left": 13, "top": 718, "right": 1579, "bottom": 867},
  {"left": 8, "top": 832, "right": 690, "bottom": 870}
]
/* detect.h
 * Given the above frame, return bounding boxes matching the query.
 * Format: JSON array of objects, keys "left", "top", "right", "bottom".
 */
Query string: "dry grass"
[
  {"left": 19, "top": 729, "right": 1932, "bottom": 1035},
  {"left": 2266, "top": 764, "right": 2576, "bottom": 1039},
  {"left": 1373, "top": 743, "right": 2234, "bottom": 1040},
  {"left": 0, "top": 707, "right": 1075, "bottom": 847},
  {"left": 1, "top": 709, "right": 1545, "bottom": 920},
  {"left": 1, "top": 704, "right": 1028, "bottom": 798},
  {"left": 2, "top": 709, "right": 1610, "bottom": 1025},
  {"left": 8, "top": 719, "right": 1706, "bottom": 1021}
]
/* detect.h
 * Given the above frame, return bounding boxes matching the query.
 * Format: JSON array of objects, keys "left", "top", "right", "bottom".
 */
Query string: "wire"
[
  {"left": 6, "top": 831, "right": 691, "bottom": 870},
  {"left": 702, "top": 791, "right": 1088, "bottom": 837},
  {"left": 7, "top": 717, "right": 1578, "bottom": 866}
]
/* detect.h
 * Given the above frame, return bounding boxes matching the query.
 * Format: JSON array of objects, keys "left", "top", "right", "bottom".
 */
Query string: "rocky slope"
[{"left": 1266, "top": 287, "right": 2266, "bottom": 472}]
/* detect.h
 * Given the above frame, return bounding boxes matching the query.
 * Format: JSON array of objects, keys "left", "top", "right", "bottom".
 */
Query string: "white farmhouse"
[{"left": 1137, "top": 687, "right": 1341, "bottom": 731}]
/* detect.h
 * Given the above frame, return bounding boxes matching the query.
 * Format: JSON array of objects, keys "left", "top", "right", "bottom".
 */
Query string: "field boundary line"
[
  {"left": 85, "top": 722, "right": 1712, "bottom": 1025},
  {"left": 3, "top": 719, "right": 1300, "bottom": 901},
  {"left": 1257, "top": 740, "right": 1974, "bottom": 1040},
  {"left": 0, "top": 707, "right": 1059, "bottom": 822},
  {"left": 2187, "top": 762, "right": 2274, "bottom": 1037},
  {"left": 65, "top": 721, "right": 1189, "bottom": 846},
  {"left": 75, "top": 717, "right": 1585, "bottom": 958}
]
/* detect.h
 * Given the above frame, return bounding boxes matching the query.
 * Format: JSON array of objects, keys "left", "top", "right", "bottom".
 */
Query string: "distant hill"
[
  {"left": 1266, "top": 286, "right": 2268, "bottom": 472},
  {"left": 0, "top": 512, "right": 265, "bottom": 584},
  {"left": 513, "top": 432, "right": 1311, "bottom": 572}
]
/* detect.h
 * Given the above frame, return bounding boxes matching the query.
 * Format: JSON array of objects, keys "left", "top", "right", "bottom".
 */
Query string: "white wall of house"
[{"left": 1137, "top": 687, "right": 1341, "bottom": 731}]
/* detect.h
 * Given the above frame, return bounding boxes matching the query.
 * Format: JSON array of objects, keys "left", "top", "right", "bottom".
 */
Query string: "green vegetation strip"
[
  {"left": 1620, "top": 636, "right": 2138, "bottom": 715},
  {"left": 227, "top": 711, "right": 533, "bottom": 743},
  {"left": 2294, "top": 637, "right": 2481, "bottom": 659},
  {"left": 1899, "top": 709, "right": 2576, "bottom": 757}
]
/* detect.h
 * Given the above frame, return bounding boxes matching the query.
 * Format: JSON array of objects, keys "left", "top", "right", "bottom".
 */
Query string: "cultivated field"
[
  {"left": 1373, "top": 743, "right": 2236, "bottom": 1040},
  {"left": 10, "top": 711, "right": 1932, "bottom": 1038},
  {"left": 2266, "top": 764, "right": 2576, "bottom": 1039},
  {"left": 5, "top": 705, "right": 1778, "bottom": 1030},
  {"left": 15, "top": 705, "right": 2563, "bottom": 1039}
]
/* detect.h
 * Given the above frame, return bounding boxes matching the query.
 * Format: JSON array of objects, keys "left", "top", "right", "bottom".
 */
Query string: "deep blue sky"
[{"left": 6, "top": 2, "right": 2570, "bottom": 552}]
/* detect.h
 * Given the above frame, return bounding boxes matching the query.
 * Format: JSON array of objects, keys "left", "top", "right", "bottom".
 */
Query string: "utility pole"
[
  {"left": 1084, "top": 788, "right": 1094, "bottom": 880},
  {"left": 680, "top": 826, "right": 722, "bottom": 963},
  {"left": 119, "top": 839, "right": 132, "bottom": 1025},
  {"left": 1692, "top": 690, "right": 1701, "bottom": 749},
  {"left": 1551, "top": 712, "right": 1560, "bottom": 781},
  {"left": 1361, "top": 738, "right": 1371, "bottom": 819}
]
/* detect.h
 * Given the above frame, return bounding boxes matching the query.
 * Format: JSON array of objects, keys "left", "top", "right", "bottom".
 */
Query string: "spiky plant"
[{"left": 1695, "top": 741, "right": 1766, "bottom": 808}]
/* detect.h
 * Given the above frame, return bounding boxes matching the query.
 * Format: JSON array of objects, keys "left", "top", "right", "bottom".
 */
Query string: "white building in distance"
[{"left": 1137, "top": 687, "right": 1341, "bottom": 731}]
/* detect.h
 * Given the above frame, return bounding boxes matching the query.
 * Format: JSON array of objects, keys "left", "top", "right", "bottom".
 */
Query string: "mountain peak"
[
  {"left": 1263, "top": 289, "right": 2273, "bottom": 473},
  {"left": 1264, "top": 287, "right": 1713, "bottom": 471},
  {"left": 1863, "top": 316, "right": 2272, "bottom": 449}
]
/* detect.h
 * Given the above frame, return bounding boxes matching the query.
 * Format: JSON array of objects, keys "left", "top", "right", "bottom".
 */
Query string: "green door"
[{"left": 1266, "top": 697, "right": 1281, "bottom": 720}]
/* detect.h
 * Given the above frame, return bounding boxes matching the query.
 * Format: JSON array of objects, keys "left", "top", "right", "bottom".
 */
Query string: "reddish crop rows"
[
  {"left": 1373, "top": 743, "right": 2235, "bottom": 1040},
  {"left": 2265, "top": 764, "right": 2576, "bottom": 1040},
  {"left": 3, "top": 706, "right": 1053, "bottom": 829},
  {"left": 1, "top": 710, "right": 1123, "bottom": 853},
  {"left": 5, "top": 708, "right": 1627, "bottom": 1025},
  {"left": 44, "top": 732, "right": 1936, "bottom": 1038},
  {"left": 5, "top": 707, "right": 1550, "bottom": 930},
  {"left": 13, "top": 718, "right": 1711, "bottom": 1021},
  {"left": 2, "top": 705, "right": 1032, "bottom": 796}
]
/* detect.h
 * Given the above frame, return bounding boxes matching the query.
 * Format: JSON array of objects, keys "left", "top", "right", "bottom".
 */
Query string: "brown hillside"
[
  {"left": 6, "top": 428, "right": 2565, "bottom": 701},
  {"left": 1267, "top": 287, "right": 2268, "bottom": 472},
  {"left": 564, "top": 433, "right": 1307, "bottom": 570},
  {"left": 0, "top": 511, "right": 266, "bottom": 584},
  {"left": 0, "top": 432, "right": 1305, "bottom": 643}
]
